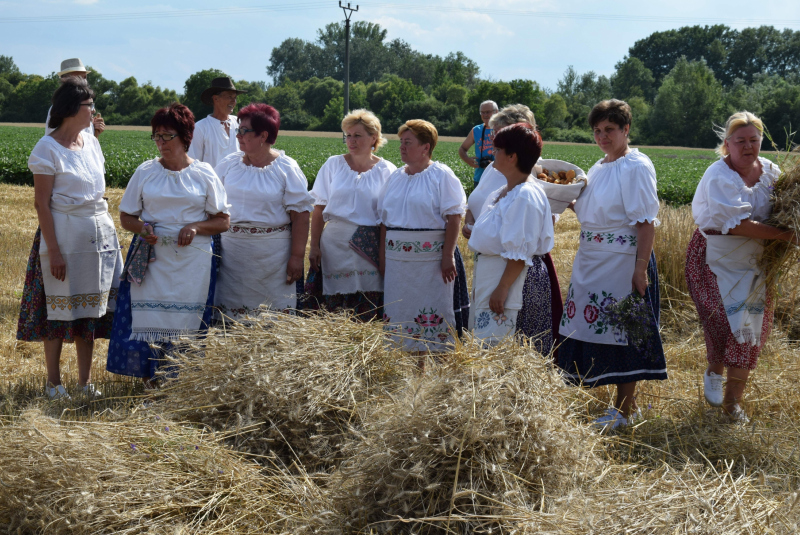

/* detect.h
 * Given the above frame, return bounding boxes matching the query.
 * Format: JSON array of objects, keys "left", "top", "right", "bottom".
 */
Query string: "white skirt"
[
  {"left": 320, "top": 219, "right": 382, "bottom": 295},
  {"left": 383, "top": 229, "right": 454, "bottom": 353},
  {"left": 215, "top": 224, "right": 295, "bottom": 320},
  {"left": 469, "top": 254, "right": 527, "bottom": 345}
]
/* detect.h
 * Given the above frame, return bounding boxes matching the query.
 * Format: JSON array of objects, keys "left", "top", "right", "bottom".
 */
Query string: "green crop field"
[{"left": 0, "top": 125, "right": 773, "bottom": 204}]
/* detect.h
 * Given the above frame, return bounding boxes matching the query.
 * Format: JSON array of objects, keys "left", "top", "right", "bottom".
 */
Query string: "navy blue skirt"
[
  {"left": 106, "top": 234, "right": 220, "bottom": 378},
  {"left": 556, "top": 252, "right": 667, "bottom": 387}
]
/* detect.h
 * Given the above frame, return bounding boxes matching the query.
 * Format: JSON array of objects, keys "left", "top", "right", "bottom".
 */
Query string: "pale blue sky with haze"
[{"left": 2, "top": 0, "right": 799, "bottom": 94}]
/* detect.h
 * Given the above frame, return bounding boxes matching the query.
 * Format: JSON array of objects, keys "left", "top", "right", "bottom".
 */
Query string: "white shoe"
[
  {"left": 81, "top": 384, "right": 102, "bottom": 398},
  {"left": 46, "top": 384, "right": 71, "bottom": 401},
  {"left": 728, "top": 404, "right": 750, "bottom": 424},
  {"left": 593, "top": 408, "right": 628, "bottom": 431},
  {"left": 703, "top": 371, "right": 724, "bottom": 407}
]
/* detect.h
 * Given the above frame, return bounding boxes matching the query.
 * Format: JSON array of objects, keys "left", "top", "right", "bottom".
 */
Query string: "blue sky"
[{"left": 2, "top": 0, "right": 799, "bottom": 94}]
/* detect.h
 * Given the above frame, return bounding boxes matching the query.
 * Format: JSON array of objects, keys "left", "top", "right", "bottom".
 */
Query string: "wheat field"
[{"left": 1, "top": 183, "right": 800, "bottom": 533}]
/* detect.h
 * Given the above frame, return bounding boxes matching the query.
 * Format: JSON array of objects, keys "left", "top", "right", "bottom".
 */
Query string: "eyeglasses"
[
  {"left": 151, "top": 133, "right": 179, "bottom": 142},
  {"left": 80, "top": 102, "right": 96, "bottom": 112},
  {"left": 235, "top": 127, "right": 255, "bottom": 137}
]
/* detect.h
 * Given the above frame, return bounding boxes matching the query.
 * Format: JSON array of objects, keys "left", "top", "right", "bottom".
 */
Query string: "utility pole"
[{"left": 340, "top": 1, "right": 358, "bottom": 141}]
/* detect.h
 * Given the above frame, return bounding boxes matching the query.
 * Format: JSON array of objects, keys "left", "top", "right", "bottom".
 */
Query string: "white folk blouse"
[
  {"left": 377, "top": 161, "right": 467, "bottom": 229},
  {"left": 692, "top": 157, "right": 779, "bottom": 234},
  {"left": 214, "top": 151, "right": 313, "bottom": 227},
  {"left": 28, "top": 132, "right": 105, "bottom": 205},
  {"left": 311, "top": 155, "right": 397, "bottom": 226},
  {"left": 466, "top": 163, "right": 506, "bottom": 219},
  {"left": 188, "top": 115, "right": 240, "bottom": 168},
  {"left": 119, "top": 159, "right": 230, "bottom": 229},
  {"left": 468, "top": 181, "right": 554, "bottom": 265}
]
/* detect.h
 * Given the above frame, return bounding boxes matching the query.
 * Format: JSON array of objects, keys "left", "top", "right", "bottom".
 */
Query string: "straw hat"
[
  {"left": 200, "top": 77, "right": 248, "bottom": 106},
  {"left": 57, "top": 58, "right": 90, "bottom": 77}
]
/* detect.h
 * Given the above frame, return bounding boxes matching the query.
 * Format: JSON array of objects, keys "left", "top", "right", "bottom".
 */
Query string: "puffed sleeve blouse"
[
  {"left": 376, "top": 161, "right": 467, "bottom": 229},
  {"left": 691, "top": 157, "right": 779, "bottom": 234},
  {"left": 468, "top": 181, "right": 554, "bottom": 265},
  {"left": 466, "top": 163, "right": 506, "bottom": 220},
  {"left": 119, "top": 158, "right": 230, "bottom": 224},
  {"left": 310, "top": 155, "right": 397, "bottom": 226},
  {"left": 573, "top": 149, "right": 660, "bottom": 229},
  {"left": 27, "top": 132, "right": 105, "bottom": 205},
  {"left": 214, "top": 151, "right": 313, "bottom": 227}
]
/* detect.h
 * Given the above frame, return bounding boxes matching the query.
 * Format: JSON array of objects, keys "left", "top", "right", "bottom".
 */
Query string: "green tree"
[
  {"left": 264, "top": 82, "right": 312, "bottom": 130},
  {"left": 0, "top": 74, "right": 59, "bottom": 123},
  {"left": 542, "top": 94, "right": 568, "bottom": 128},
  {"left": 611, "top": 57, "right": 656, "bottom": 102},
  {"left": 366, "top": 74, "right": 426, "bottom": 131},
  {"left": 182, "top": 69, "right": 229, "bottom": 118}
]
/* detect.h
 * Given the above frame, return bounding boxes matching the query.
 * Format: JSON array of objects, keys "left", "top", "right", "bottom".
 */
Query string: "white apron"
[
  {"left": 384, "top": 229, "right": 454, "bottom": 352},
  {"left": 129, "top": 223, "right": 212, "bottom": 341},
  {"left": 469, "top": 254, "right": 527, "bottom": 345},
  {"left": 704, "top": 233, "right": 766, "bottom": 346},
  {"left": 320, "top": 219, "right": 382, "bottom": 295},
  {"left": 215, "top": 224, "right": 294, "bottom": 320},
  {"left": 559, "top": 226, "right": 639, "bottom": 345},
  {"left": 40, "top": 200, "right": 122, "bottom": 321}
]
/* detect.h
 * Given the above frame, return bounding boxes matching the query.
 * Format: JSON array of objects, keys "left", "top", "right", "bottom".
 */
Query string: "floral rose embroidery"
[
  {"left": 387, "top": 240, "right": 394, "bottom": 247},
  {"left": 566, "top": 300, "right": 576, "bottom": 319},
  {"left": 422, "top": 241, "right": 432, "bottom": 251},
  {"left": 600, "top": 296, "right": 616, "bottom": 312},
  {"left": 584, "top": 305, "right": 599, "bottom": 324},
  {"left": 593, "top": 234, "right": 604, "bottom": 243}
]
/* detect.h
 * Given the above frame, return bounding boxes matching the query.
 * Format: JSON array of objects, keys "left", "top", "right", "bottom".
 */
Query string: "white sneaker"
[
  {"left": 593, "top": 408, "right": 628, "bottom": 431},
  {"left": 46, "top": 384, "right": 71, "bottom": 401},
  {"left": 703, "top": 371, "right": 724, "bottom": 407},
  {"left": 81, "top": 384, "right": 102, "bottom": 398},
  {"left": 728, "top": 404, "right": 750, "bottom": 424}
]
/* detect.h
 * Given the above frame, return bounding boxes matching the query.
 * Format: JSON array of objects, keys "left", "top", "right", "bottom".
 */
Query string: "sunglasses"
[
  {"left": 235, "top": 127, "right": 255, "bottom": 137},
  {"left": 151, "top": 133, "right": 179, "bottom": 142}
]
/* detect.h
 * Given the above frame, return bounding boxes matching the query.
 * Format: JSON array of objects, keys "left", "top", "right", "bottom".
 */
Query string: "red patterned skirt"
[{"left": 685, "top": 229, "right": 772, "bottom": 370}]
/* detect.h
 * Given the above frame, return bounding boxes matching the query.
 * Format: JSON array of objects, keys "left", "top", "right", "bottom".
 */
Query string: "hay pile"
[
  {"left": 329, "top": 339, "right": 601, "bottom": 534},
  {"left": 157, "top": 311, "right": 411, "bottom": 469},
  {"left": 0, "top": 409, "right": 328, "bottom": 534},
  {"left": 761, "top": 152, "right": 800, "bottom": 297}
]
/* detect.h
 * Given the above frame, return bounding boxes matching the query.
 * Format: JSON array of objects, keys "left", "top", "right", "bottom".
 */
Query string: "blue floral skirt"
[
  {"left": 106, "top": 235, "right": 220, "bottom": 378},
  {"left": 556, "top": 252, "right": 667, "bottom": 387},
  {"left": 515, "top": 256, "right": 554, "bottom": 355}
]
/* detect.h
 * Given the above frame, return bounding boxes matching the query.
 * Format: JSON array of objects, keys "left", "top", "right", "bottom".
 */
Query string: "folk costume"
[
  {"left": 187, "top": 77, "right": 248, "bottom": 168},
  {"left": 686, "top": 157, "right": 779, "bottom": 370},
  {"left": 557, "top": 149, "right": 667, "bottom": 387}
]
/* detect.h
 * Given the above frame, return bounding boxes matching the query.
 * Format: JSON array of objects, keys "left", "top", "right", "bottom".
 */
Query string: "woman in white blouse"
[
  {"left": 306, "top": 109, "right": 396, "bottom": 319},
  {"left": 107, "top": 103, "right": 230, "bottom": 385},
  {"left": 686, "top": 111, "right": 797, "bottom": 422},
  {"left": 19, "top": 78, "right": 122, "bottom": 400},
  {"left": 556, "top": 99, "right": 666, "bottom": 431},
  {"left": 213, "top": 103, "right": 313, "bottom": 319},
  {"left": 468, "top": 124, "right": 554, "bottom": 349},
  {"left": 377, "top": 119, "right": 469, "bottom": 353}
]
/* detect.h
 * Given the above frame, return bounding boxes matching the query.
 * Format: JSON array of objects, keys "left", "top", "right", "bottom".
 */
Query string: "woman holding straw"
[
  {"left": 18, "top": 77, "right": 122, "bottom": 400},
  {"left": 107, "top": 103, "right": 230, "bottom": 385},
  {"left": 467, "top": 124, "right": 554, "bottom": 349},
  {"left": 377, "top": 119, "right": 469, "bottom": 353},
  {"left": 686, "top": 111, "right": 797, "bottom": 423},
  {"left": 213, "top": 103, "right": 312, "bottom": 320},
  {"left": 556, "top": 99, "right": 666, "bottom": 431},
  {"left": 305, "top": 109, "right": 396, "bottom": 320}
]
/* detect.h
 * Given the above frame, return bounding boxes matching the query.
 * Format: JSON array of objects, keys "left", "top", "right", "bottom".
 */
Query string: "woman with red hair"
[
  {"left": 107, "top": 103, "right": 230, "bottom": 385},
  {"left": 213, "top": 103, "right": 313, "bottom": 319}
]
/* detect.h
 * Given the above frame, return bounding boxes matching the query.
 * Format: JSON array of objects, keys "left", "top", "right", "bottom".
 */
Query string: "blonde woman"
[
  {"left": 305, "top": 110, "right": 396, "bottom": 319},
  {"left": 686, "top": 111, "right": 797, "bottom": 422}
]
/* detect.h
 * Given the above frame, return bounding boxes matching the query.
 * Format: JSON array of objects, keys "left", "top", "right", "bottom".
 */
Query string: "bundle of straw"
[
  {"left": 0, "top": 409, "right": 329, "bottom": 534},
  {"left": 329, "top": 339, "right": 601, "bottom": 534},
  {"left": 760, "top": 151, "right": 800, "bottom": 298},
  {"left": 156, "top": 311, "right": 412, "bottom": 470}
]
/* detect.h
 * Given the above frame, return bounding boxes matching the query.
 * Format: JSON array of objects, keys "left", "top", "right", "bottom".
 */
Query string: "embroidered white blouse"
[
  {"left": 187, "top": 115, "right": 240, "bottom": 168},
  {"left": 28, "top": 132, "right": 105, "bottom": 205},
  {"left": 44, "top": 106, "right": 94, "bottom": 137},
  {"left": 466, "top": 163, "right": 506, "bottom": 219},
  {"left": 468, "top": 181, "right": 554, "bottom": 265},
  {"left": 692, "top": 157, "right": 779, "bottom": 234},
  {"left": 214, "top": 151, "right": 313, "bottom": 227},
  {"left": 377, "top": 161, "right": 467, "bottom": 229},
  {"left": 573, "top": 149, "right": 660, "bottom": 230},
  {"left": 311, "top": 155, "right": 397, "bottom": 226},
  {"left": 119, "top": 159, "right": 230, "bottom": 227}
]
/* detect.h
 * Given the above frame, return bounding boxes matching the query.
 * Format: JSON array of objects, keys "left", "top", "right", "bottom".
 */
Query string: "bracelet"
[{"left": 636, "top": 258, "right": 648, "bottom": 263}]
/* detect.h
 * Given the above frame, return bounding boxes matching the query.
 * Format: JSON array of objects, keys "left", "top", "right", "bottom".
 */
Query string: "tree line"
[{"left": 1, "top": 23, "right": 799, "bottom": 149}]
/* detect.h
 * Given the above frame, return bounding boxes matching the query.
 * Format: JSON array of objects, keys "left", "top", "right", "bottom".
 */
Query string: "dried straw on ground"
[
  {"left": 328, "top": 338, "right": 601, "bottom": 534},
  {"left": 760, "top": 151, "right": 800, "bottom": 298},
  {"left": 156, "top": 311, "right": 412, "bottom": 470},
  {"left": 0, "top": 409, "right": 329, "bottom": 534}
]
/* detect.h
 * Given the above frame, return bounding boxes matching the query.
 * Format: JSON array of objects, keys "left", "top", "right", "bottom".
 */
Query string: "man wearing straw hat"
[
  {"left": 188, "top": 76, "right": 248, "bottom": 168},
  {"left": 45, "top": 58, "right": 105, "bottom": 138}
]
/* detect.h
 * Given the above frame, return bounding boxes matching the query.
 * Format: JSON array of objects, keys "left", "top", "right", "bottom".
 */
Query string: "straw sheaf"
[
  {"left": 0, "top": 409, "right": 329, "bottom": 534},
  {"left": 155, "top": 311, "right": 412, "bottom": 470},
  {"left": 329, "top": 340, "right": 602, "bottom": 534}
]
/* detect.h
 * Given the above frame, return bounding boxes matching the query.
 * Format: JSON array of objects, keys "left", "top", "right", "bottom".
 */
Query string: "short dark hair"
[
  {"left": 151, "top": 103, "right": 195, "bottom": 151},
  {"left": 238, "top": 103, "right": 280, "bottom": 144},
  {"left": 588, "top": 99, "right": 632, "bottom": 130},
  {"left": 491, "top": 123, "right": 543, "bottom": 174},
  {"left": 48, "top": 77, "right": 94, "bottom": 130}
]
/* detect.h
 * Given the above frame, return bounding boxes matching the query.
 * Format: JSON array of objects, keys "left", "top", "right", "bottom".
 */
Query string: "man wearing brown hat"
[
  {"left": 45, "top": 58, "right": 105, "bottom": 138},
  {"left": 188, "top": 76, "right": 247, "bottom": 168}
]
